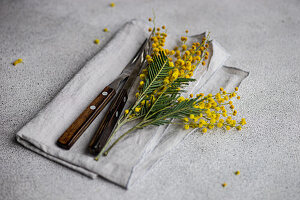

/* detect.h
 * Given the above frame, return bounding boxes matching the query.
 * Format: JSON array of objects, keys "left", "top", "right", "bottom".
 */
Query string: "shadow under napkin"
[{"left": 16, "top": 20, "right": 249, "bottom": 189}]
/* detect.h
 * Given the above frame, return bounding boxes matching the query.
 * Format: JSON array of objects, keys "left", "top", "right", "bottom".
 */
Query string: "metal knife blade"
[{"left": 107, "top": 38, "right": 150, "bottom": 91}]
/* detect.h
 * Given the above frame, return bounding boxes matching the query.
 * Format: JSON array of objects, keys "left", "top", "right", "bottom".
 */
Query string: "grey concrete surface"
[{"left": 0, "top": 0, "right": 300, "bottom": 199}]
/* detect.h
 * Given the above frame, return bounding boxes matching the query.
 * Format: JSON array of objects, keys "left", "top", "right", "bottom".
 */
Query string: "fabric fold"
[{"left": 16, "top": 20, "right": 249, "bottom": 188}]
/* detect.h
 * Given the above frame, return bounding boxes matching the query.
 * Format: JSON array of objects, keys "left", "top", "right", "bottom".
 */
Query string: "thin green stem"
[
  {"left": 141, "top": 105, "right": 191, "bottom": 127},
  {"left": 145, "top": 105, "right": 172, "bottom": 120},
  {"left": 103, "top": 123, "right": 143, "bottom": 156},
  {"left": 144, "top": 88, "right": 168, "bottom": 119},
  {"left": 94, "top": 119, "right": 128, "bottom": 160}
]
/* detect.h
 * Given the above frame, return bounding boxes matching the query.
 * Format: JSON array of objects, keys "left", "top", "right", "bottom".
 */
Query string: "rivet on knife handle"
[
  {"left": 57, "top": 86, "right": 116, "bottom": 150},
  {"left": 88, "top": 89, "right": 128, "bottom": 155}
]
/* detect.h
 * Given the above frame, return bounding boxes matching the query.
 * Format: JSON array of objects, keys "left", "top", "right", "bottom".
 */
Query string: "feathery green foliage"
[{"left": 94, "top": 51, "right": 196, "bottom": 159}]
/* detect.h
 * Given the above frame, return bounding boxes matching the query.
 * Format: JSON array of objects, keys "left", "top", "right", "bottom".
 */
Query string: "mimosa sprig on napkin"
[{"left": 95, "top": 20, "right": 246, "bottom": 160}]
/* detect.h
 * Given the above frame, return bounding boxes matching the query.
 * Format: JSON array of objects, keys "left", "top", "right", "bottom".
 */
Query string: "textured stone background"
[{"left": 0, "top": 0, "right": 299, "bottom": 199}]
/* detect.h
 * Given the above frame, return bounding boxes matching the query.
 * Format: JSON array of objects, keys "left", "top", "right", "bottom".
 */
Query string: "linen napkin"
[{"left": 16, "top": 20, "right": 249, "bottom": 188}]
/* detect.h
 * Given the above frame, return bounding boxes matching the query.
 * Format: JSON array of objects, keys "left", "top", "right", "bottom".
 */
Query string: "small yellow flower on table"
[
  {"left": 13, "top": 58, "right": 23, "bottom": 66},
  {"left": 94, "top": 39, "right": 100, "bottom": 44}
]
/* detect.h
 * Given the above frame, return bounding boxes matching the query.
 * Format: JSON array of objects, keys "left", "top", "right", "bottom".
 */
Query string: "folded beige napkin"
[{"left": 16, "top": 20, "right": 249, "bottom": 188}]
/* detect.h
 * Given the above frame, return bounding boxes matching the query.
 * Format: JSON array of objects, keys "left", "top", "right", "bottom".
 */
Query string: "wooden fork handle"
[
  {"left": 57, "top": 86, "right": 116, "bottom": 150},
  {"left": 88, "top": 89, "right": 128, "bottom": 155}
]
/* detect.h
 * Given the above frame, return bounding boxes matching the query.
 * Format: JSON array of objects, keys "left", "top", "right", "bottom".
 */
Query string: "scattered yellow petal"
[
  {"left": 110, "top": 3, "right": 115, "bottom": 7},
  {"left": 235, "top": 171, "right": 240, "bottom": 175},
  {"left": 94, "top": 39, "right": 100, "bottom": 44},
  {"left": 222, "top": 182, "right": 227, "bottom": 187},
  {"left": 103, "top": 28, "right": 108, "bottom": 32},
  {"left": 13, "top": 58, "right": 23, "bottom": 66}
]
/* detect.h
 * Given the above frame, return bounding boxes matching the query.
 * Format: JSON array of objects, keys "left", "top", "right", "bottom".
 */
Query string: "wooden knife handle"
[
  {"left": 88, "top": 89, "right": 128, "bottom": 155},
  {"left": 57, "top": 86, "right": 116, "bottom": 150}
]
